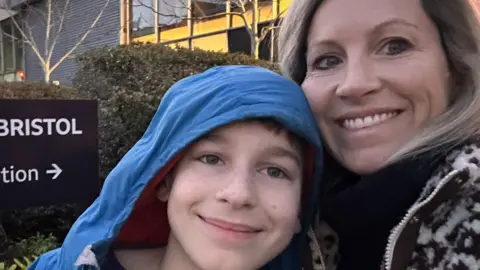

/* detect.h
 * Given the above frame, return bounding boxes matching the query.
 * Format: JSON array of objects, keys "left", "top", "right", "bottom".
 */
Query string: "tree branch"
[
  {"left": 49, "top": 0, "right": 111, "bottom": 72},
  {"left": 6, "top": 9, "right": 47, "bottom": 67},
  {"left": 47, "top": 0, "right": 71, "bottom": 64},
  {"left": 133, "top": 0, "right": 189, "bottom": 19},
  {"left": 259, "top": 9, "right": 284, "bottom": 42},
  {"left": 237, "top": 0, "right": 247, "bottom": 14},
  {"left": 45, "top": 0, "right": 52, "bottom": 59}
]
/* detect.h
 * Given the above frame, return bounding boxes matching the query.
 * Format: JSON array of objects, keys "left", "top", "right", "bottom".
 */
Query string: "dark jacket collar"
[{"left": 320, "top": 151, "right": 444, "bottom": 269}]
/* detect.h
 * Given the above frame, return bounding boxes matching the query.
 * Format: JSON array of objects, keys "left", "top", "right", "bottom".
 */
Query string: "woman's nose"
[
  {"left": 215, "top": 171, "right": 257, "bottom": 209},
  {"left": 335, "top": 57, "right": 382, "bottom": 99}
]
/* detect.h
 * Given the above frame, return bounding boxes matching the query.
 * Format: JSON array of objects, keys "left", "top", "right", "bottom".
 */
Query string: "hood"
[{"left": 29, "top": 65, "right": 323, "bottom": 270}]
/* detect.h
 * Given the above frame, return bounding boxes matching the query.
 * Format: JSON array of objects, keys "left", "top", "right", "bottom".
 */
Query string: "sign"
[{"left": 0, "top": 99, "right": 98, "bottom": 210}]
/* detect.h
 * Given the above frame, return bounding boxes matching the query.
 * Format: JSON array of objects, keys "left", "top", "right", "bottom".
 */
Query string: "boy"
[{"left": 29, "top": 65, "right": 323, "bottom": 270}]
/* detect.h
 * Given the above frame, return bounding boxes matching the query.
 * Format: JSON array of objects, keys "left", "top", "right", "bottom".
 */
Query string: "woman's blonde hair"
[{"left": 278, "top": 0, "right": 480, "bottom": 163}]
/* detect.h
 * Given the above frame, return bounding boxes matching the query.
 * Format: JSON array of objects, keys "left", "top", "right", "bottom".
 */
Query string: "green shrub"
[
  {"left": 0, "top": 82, "right": 78, "bottom": 99},
  {"left": 0, "top": 256, "right": 36, "bottom": 270},
  {"left": 9, "top": 233, "right": 58, "bottom": 258},
  {"left": 2, "top": 205, "right": 78, "bottom": 242},
  {"left": 73, "top": 43, "right": 280, "bottom": 180},
  {"left": 0, "top": 233, "right": 58, "bottom": 267}
]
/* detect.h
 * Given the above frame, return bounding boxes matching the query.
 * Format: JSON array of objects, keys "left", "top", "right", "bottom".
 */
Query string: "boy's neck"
[
  {"left": 159, "top": 234, "right": 200, "bottom": 270},
  {"left": 114, "top": 248, "right": 165, "bottom": 270}
]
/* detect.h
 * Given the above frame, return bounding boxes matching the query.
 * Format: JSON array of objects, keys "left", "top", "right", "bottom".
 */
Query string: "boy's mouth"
[{"left": 198, "top": 215, "right": 263, "bottom": 233}]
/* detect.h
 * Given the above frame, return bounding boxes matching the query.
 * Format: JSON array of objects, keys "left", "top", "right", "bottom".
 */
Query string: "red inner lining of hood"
[{"left": 115, "top": 146, "right": 316, "bottom": 246}]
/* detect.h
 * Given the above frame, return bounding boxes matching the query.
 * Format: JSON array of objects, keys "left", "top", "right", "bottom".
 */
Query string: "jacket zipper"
[{"left": 383, "top": 169, "right": 461, "bottom": 270}]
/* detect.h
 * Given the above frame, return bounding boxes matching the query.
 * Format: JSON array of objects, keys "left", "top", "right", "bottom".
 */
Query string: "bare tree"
[
  {"left": 2, "top": 0, "right": 111, "bottom": 82},
  {"left": 132, "top": 0, "right": 283, "bottom": 59}
]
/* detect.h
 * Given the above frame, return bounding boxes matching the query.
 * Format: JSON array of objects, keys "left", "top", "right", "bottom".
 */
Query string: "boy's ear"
[{"left": 156, "top": 175, "right": 173, "bottom": 202}]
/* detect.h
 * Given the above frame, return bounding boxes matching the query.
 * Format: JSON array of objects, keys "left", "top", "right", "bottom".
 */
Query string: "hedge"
[
  {"left": 0, "top": 82, "right": 78, "bottom": 99},
  {"left": 73, "top": 43, "right": 280, "bottom": 180}
]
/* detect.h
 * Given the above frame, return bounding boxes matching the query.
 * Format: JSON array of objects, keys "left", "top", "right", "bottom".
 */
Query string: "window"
[
  {"left": 158, "top": 0, "right": 188, "bottom": 27},
  {"left": 14, "top": 24, "right": 22, "bottom": 69},
  {"left": 131, "top": 0, "right": 189, "bottom": 35},
  {"left": 132, "top": 0, "right": 155, "bottom": 37},
  {"left": 0, "top": 17, "right": 23, "bottom": 82},
  {"left": 128, "top": 0, "right": 277, "bottom": 48},
  {"left": 227, "top": 26, "right": 250, "bottom": 56},
  {"left": 231, "top": 0, "right": 272, "bottom": 10},
  {"left": 192, "top": 0, "right": 226, "bottom": 17},
  {"left": 227, "top": 22, "right": 276, "bottom": 61},
  {"left": 3, "top": 20, "right": 14, "bottom": 71},
  {"left": 0, "top": 0, "right": 10, "bottom": 8}
]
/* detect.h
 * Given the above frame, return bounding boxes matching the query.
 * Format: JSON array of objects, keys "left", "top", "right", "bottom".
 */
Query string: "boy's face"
[{"left": 158, "top": 121, "right": 304, "bottom": 270}]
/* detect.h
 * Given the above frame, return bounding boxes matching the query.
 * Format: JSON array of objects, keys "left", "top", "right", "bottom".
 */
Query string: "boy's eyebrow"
[
  {"left": 201, "top": 132, "right": 228, "bottom": 144},
  {"left": 201, "top": 132, "right": 303, "bottom": 168},
  {"left": 266, "top": 145, "right": 302, "bottom": 169}
]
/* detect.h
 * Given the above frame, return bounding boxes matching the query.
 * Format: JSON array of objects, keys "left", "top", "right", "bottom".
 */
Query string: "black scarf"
[{"left": 321, "top": 152, "right": 444, "bottom": 270}]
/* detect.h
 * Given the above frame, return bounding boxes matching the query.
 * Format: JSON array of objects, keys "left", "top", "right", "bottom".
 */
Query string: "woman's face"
[{"left": 302, "top": 0, "right": 450, "bottom": 174}]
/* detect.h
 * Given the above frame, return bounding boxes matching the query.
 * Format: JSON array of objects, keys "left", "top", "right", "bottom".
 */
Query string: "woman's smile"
[{"left": 338, "top": 110, "right": 402, "bottom": 130}]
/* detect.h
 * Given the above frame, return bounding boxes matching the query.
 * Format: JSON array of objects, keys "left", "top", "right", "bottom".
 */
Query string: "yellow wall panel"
[
  {"left": 193, "top": 17, "right": 226, "bottom": 35},
  {"left": 134, "top": 34, "right": 156, "bottom": 43},
  {"left": 132, "top": 25, "right": 191, "bottom": 43},
  {"left": 168, "top": 41, "right": 189, "bottom": 49},
  {"left": 160, "top": 26, "right": 190, "bottom": 42},
  {"left": 132, "top": 26, "right": 191, "bottom": 44},
  {"left": 191, "top": 33, "right": 228, "bottom": 52},
  {"left": 259, "top": 5, "right": 275, "bottom": 21},
  {"left": 279, "top": 0, "right": 293, "bottom": 15},
  {"left": 231, "top": 5, "right": 274, "bottom": 28}
]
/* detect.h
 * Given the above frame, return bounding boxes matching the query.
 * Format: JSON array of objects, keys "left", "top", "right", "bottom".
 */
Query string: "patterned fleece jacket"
[{"left": 305, "top": 139, "right": 480, "bottom": 270}]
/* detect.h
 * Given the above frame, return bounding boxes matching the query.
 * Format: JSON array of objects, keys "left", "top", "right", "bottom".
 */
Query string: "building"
[
  {"left": 0, "top": 0, "right": 119, "bottom": 85},
  {"left": 3, "top": 0, "right": 478, "bottom": 85},
  {"left": 0, "top": 0, "right": 290, "bottom": 85},
  {"left": 120, "top": 0, "right": 293, "bottom": 61}
]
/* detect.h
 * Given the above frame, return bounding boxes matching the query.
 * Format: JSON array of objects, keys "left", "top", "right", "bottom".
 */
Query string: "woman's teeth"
[{"left": 342, "top": 112, "right": 398, "bottom": 130}]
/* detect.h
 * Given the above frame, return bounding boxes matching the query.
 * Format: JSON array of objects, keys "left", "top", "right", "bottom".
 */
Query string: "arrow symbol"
[{"left": 46, "top": 163, "right": 62, "bottom": 180}]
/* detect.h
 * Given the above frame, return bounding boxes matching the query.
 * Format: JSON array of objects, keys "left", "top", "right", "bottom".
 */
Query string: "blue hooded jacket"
[{"left": 28, "top": 65, "right": 323, "bottom": 270}]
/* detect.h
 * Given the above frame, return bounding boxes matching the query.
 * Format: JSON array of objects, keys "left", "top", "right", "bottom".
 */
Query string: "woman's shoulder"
[
  {"left": 419, "top": 138, "right": 480, "bottom": 199},
  {"left": 444, "top": 137, "right": 480, "bottom": 172},
  {"left": 407, "top": 138, "right": 480, "bottom": 269},
  {"left": 416, "top": 137, "right": 480, "bottom": 228}
]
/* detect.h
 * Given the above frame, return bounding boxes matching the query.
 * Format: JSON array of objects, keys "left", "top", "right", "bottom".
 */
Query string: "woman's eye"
[
  {"left": 314, "top": 55, "right": 343, "bottom": 71},
  {"left": 199, "top": 154, "right": 222, "bottom": 165},
  {"left": 383, "top": 38, "right": 412, "bottom": 55},
  {"left": 263, "top": 167, "right": 289, "bottom": 180}
]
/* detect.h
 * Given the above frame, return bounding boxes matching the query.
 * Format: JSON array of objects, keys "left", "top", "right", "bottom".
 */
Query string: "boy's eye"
[
  {"left": 199, "top": 154, "right": 222, "bottom": 165},
  {"left": 262, "top": 167, "right": 289, "bottom": 180}
]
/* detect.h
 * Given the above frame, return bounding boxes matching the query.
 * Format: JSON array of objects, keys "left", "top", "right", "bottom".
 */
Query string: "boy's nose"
[{"left": 215, "top": 171, "right": 257, "bottom": 209}]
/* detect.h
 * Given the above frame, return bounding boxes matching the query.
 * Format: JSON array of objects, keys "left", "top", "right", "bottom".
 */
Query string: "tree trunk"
[
  {"left": 251, "top": 0, "right": 259, "bottom": 59},
  {"left": 253, "top": 39, "right": 260, "bottom": 59},
  {"left": 45, "top": 70, "right": 51, "bottom": 83}
]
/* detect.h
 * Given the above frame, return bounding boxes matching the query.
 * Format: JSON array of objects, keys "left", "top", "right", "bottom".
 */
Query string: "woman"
[{"left": 278, "top": 0, "right": 480, "bottom": 269}]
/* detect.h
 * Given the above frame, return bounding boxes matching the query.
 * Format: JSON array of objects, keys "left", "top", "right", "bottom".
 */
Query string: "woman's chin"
[{"left": 335, "top": 147, "right": 397, "bottom": 175}]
